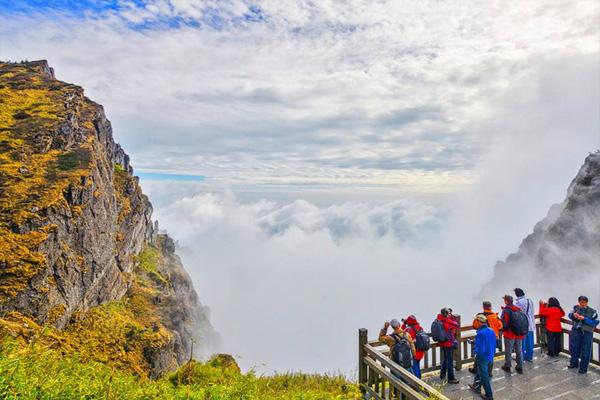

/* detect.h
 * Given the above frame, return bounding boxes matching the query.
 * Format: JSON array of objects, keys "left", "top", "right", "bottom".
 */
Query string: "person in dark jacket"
[
  {"left": 402, "top": 315, "right": 425, "bottom": 378},
  {"left": 469, "top": 314, "right": 496, "bottom": 400},
  {"left": 437, "top": 308, "right": 460, "bottom": 384},
  {"left": 568, "top": 296, "right": 599, "bottom": 374},
  {"left": 539, "top": 297, "right": 565, "bottom": 357},
  {"left": 500, "top": 295, "right": 524, "bottom": 374}
]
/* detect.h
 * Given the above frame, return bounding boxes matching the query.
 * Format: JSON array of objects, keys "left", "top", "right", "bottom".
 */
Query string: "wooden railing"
[{"left": 359, "top": 313, "right": 600, "bottom": 399}]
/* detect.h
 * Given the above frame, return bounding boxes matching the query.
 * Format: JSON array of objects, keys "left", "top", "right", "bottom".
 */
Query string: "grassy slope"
[{"left": 0, "top": 340, "right": 360, "bottom": 399}]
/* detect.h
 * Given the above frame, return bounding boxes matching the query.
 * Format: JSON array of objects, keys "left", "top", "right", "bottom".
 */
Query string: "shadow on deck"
[{"left": 435, "top": 349, "right": 600, "bottom": 400}]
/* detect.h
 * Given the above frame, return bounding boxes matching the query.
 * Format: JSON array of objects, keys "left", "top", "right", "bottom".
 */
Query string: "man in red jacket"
[
  {"left": 437, "top": 308, "right": 460, "bottom": 384},
  {"left": 500, "top": 295, "right": 525, "bottom": 374}
]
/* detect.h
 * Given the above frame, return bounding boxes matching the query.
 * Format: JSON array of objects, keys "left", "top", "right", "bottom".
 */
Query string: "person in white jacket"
[{"left": 515, "top": 288, "right": 535, "bottom": 362}]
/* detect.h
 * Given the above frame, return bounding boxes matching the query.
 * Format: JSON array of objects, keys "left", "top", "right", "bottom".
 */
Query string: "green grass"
[{"left": 0, "top": 339, "right": 361, "bottom": 399}]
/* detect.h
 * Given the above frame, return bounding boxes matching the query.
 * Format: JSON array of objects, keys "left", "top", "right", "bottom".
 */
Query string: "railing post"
[
  {"left": 454, "top": 315, "right": 462, "bottom": 371},
  {"left": 358, "top": 328, "right": 368, "bottom": 393}
]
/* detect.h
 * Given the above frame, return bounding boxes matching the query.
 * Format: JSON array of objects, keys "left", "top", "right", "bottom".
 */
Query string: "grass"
[{"left": 0, "top": 339, "right": 361, "bottom": 399}]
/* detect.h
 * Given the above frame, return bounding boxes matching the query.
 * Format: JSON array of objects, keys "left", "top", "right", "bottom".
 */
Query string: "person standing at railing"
[
  {"left": 470, "top": 301, "right": 502, "bottom": 377},
  {"left": 568, "top": 296, "right": 599, "bottom": 374},
  {"left": 514, "top": 288, "right": 535, "bottom": 362},
  {"left": 433, "top": 308, "right": 460, "bottom": 384},
  {"left": 539, "top": 297, "right": 565, "bottom": 357},
  {"left": 469, "top": 314, "right": 496, "bottom": 400},
  {"left": 401, "top": 315, "right": 427, "bottom": 378},
  {"left": 500, "top": 294, "right": 527, "bottom": 374},
  {"left": 379, "top": 319, "right": 416, "bottom": 376}
]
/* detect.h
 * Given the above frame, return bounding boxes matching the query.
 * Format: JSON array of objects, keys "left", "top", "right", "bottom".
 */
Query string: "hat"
[
  {"left": 475, "top": 314, "right": 488, "bottom": 323},
  {"left": 390, "top": 319, "right": 401, "bottom": 329},
  {"left": 514, "top": 288, "right": 525, "bottom": 297},
  {"left": 482, "top": 301, "right": 492, "bottom": 309}
]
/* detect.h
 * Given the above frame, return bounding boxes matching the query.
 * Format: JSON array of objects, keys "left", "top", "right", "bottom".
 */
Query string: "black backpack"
[
  {"left": 390, "top": 333, "right": 413, "bottom": 369},
  {"left": 408, "top": 326, "right": 431, "bottom": 351},
  {"left": 430, "top": 319, "right": 446, "bottom": 342},
  {"left": 507, "top": 308, "right": 529, "bottom": 336}
]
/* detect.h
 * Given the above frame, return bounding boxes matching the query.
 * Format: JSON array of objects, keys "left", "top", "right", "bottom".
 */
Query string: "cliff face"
[
  {"left": 483, "top": 151, "right": 600, "bottom": 303},
  {"left": 0, "top": 60, "right": 216, "bottom": 377}
]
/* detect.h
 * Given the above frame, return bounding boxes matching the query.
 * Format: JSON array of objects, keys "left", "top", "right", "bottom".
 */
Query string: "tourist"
[
  {"left": 433, "top": 308, "right": 460, "bottom": 384},
  {"left": 568, "top": 296, "right": 599, "bottom": 374},
  {"left": 500, "top": 294, "right": 527, "bottom": 374},
  {"left": 470, "top": 301, "right": 502, "bottom": 377},
  {"left": 469, "top": 314, "right": 496, "bottom": 400},
  {"left": 539, "top": 297, "right": 565, "bottom": 357},
  {"left": 514, "top": 288, "right": 535, "bottom": 362},
  {"left": 402, "top": 315, "right": 427, "bottom": 378},
  {"left": 379, "top": 319, "right": 416, "bottom": 374}
]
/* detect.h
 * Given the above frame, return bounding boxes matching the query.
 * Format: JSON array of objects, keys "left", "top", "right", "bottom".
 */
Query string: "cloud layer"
[{"left": 1, "top": 0, "right": 598, "bottom": 191}]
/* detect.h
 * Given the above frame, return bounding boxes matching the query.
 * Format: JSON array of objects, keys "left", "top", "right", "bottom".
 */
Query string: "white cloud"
[{"left": 1, "top": 1, "right": 597, "bottom": 191}]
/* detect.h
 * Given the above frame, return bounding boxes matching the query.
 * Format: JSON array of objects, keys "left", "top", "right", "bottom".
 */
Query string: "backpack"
[
  {"left": 430, "top": 319, "right": 446, "bottom": 342},
  {"left": 410, "top": 327, "right": 431, "bottom": 351},
  {"left": 507, "top": 308, "right": 529, "bottom": 336},
  {"left": 390, "top": 333, "right": 413, "bottom": 369}
]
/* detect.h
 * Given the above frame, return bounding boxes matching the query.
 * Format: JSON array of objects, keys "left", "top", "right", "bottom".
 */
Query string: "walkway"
[{"left": 437, "top": 350, "right": 600, "bottom": 400}]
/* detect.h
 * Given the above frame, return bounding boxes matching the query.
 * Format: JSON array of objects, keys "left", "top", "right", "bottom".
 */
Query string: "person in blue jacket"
[
  {"left": 568, "top": 295, "right": 599, "bottom": 374},
  {"left": 469, "top": 314, "right": 496, "bottom": 400}
]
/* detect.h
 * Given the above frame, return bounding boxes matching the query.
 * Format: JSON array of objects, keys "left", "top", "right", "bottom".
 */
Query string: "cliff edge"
[{"left": 0, "top": 60, "right": 217, "bottom": 377}]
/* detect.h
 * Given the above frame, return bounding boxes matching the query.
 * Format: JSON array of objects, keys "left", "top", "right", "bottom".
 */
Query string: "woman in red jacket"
[
  {"left": 402, "top": 315, "right": 425, "bottom": 378},
  {"left": 539, "top": 297, "right": 565, "bottom": 357}
]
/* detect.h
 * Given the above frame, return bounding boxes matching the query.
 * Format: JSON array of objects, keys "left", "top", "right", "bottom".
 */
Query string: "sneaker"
[
  {"left": 448, "top": 379, "right": 460, "bottom": 384},
  {"left": 501, "top": 365, "right": 511, "bottom": 372},
  {"left": 516, "top": 367, "right": 523, "bottom": 374},
  {"left": 567, "top": 364, "right": 579, "bottom": 369},
  {"left": 468, "top": 383, "right": 481, "bottom": 393},
  {"left": 578, "top": 369, "right": 587, "bottom": 374}
]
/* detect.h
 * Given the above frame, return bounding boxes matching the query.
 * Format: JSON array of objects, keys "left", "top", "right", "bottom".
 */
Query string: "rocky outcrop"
[
  {"left": 483, "top": 151, "right": 600, "bottom": 303},
  {"left": 0, "top": 60, "right": 216, "bottom": 377}
]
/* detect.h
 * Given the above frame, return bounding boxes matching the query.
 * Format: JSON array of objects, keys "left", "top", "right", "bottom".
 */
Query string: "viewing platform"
[{"left": 358, "top": 315, "right": 600, "bottom": 399}]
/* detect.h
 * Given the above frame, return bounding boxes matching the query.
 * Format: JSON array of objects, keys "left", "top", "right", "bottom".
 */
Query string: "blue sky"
[{"left": 0, "top": 0, "right": 598, "bottom": 193}]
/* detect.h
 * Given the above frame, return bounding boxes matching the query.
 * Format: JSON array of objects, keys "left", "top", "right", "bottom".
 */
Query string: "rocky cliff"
[
  {"left": 0, "top": 60, "right": 217, "bottom": 377},
  {"left": 483, "top": 151, "right": 600, "bottom": 304}
]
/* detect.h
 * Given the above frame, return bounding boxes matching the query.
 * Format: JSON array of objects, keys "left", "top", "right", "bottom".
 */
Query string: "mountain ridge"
[{"left": 0, "top": 60, "right": 217, "bottom": 377}]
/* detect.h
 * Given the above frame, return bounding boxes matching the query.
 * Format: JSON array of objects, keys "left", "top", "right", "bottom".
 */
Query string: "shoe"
[
  {"left": 578, "top": 369, "right": 587, "bottom": 374},
  {"left": 480, "top": 395, "right": 493, "bottom": 400},
  {"left": 525, "top": 359, "right": 533, "bottom": 362},
  {"left": 515, "top": 368, "right": 523, "bottom": 374},
  {"left": 468, "top": 383, "right": 481, "bottom": 393},
  {"left": 567, "top": 364, "right": 579, "bottom": 369},
  {"left": 440, "top": 374, "right": 446, "bottom": 381},
  {"left": 468, "top": 366, "right": 476, "bottom": 374},
  {"left": 448, "top": 379, "right": 460, "bottom": 384},
  {"left": 501, "top": 365, "right": 511, "bottom": 372}
]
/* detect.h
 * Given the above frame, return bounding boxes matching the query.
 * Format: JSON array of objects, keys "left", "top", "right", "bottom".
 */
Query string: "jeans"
[
  {"left": 547, "top": 331, "right": 562, "bottom": 356},
  {"left": 412, "top": 359, "right": 421, "bottom": 378},
  {"left": 440, "top": 347, "right": 455, "bottom": 381},
  {"left": 569, "top": 328, "right": 593, "bottom": 373},
  {"left": 473, "top": 355, "right": 493, "bottom": 398},
  {"left": 503, "top": 337, "right": 523, "bottom": 369},
  {"left": 522, "top": 331, "right": 534, "bottom": 361}
]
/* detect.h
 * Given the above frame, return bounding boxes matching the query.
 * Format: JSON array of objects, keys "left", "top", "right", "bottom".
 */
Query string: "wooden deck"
[{"left": 435, "top": 349, "right": 600, "bottom": 400}]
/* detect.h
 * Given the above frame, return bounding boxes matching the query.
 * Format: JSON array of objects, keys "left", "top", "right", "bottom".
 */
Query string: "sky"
[{"left": 1, "top": 0, "right": 599, "bottom": 375}]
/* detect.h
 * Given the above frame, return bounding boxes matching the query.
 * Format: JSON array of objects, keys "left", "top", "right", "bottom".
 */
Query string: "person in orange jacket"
[
  {"left": 470, "top": 301, "right": 502, "bottom": 376},
  {"left": 539, "top": 297, "right": 565, "bottom": 357}
]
